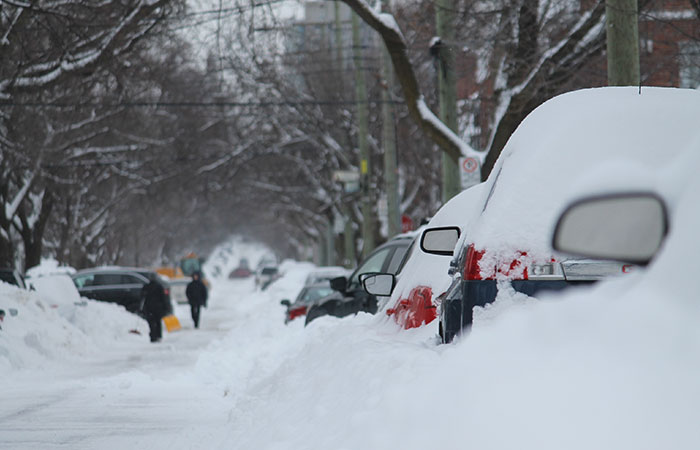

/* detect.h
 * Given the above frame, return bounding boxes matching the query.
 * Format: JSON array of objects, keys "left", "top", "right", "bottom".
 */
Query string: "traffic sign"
[{"left": 459, "top": 156, "right": 481, "bottom": 189}]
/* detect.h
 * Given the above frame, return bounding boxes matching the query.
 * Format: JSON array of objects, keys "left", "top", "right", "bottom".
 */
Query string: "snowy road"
[
  {"left": 1, "top": 286, "right": 240, "bottom": 450},
  {"left": 4, "top": 236, "right": 700, "bottom": 450}
]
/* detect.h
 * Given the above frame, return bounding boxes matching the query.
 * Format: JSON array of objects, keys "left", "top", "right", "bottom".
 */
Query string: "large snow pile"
[
  {"left": 0, "top": 260, "right": 147, "bottom": 375},
  {"left": 461, "top": 87, "right": 700, "bottom": 263}
]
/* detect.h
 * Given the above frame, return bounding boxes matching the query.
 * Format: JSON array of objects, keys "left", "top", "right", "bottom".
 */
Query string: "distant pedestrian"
[
  {"left": 141, "top": 274, "right": 170, "bottom": 342},
  {"left": 186, "top": 272, "right": 208, "bottom": 329}
]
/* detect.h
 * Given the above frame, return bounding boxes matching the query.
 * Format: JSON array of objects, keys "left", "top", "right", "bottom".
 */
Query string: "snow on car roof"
[{"left": 464, "top": 86, "right": 700, "bottom": 261}]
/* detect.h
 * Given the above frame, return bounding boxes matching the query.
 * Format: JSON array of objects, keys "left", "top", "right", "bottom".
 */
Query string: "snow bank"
[
  {"left": 0, "top": 261, "right": 146, "bottom": 375},
  {"left": 467, "top": 87, "right": 700, "bottom": 263}
]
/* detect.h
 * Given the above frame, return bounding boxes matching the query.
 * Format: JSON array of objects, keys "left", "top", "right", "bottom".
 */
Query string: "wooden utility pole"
[
  {"left": 381, "top": 0, "right": 400, "bottom": 237},
  {"left": 435, "top": 0, "right": 460, "bottom": 203},
  {"left": 606, "top": 0, "right": 640, "bottom": 85},
  {"left": 353, "top": 12, "right": 375, "bottom": 257},
  {"left": 335, "top": 2, "right": 356, "bottom": 267}
]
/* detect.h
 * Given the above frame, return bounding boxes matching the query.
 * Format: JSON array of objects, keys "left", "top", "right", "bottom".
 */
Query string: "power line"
[{"left": 0, "top": 99, "right": 406, "bottom": 109}]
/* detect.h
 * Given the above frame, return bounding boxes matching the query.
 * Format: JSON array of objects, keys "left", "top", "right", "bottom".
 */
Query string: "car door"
[
  {"left": 73, "top": 273, "right": 102, "bottom": 301},
  {"left": 90, "top": 273, "right": 125, "bottom": 306},
  {"left": 345, "top": 241, "right": 410, "bottom": 315},
  {"left": 119, "top": 273, "right": 149, "bottom": 313}
]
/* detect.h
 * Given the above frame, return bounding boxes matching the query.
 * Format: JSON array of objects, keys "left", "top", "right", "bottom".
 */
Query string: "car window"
[
  {"left": 93, "top": 273, "right": 122, "bottom": 286},
  {"left": 301, "top": 286, "right": 334, "bottom": 302},
  {"left": 73, "top": 274, "right": 96, "bottom": 288},
  {"left": 349, "top": 247, "right": 393, "bottom": 289},
  {"left": 386, "top": 243, "right": 411, "bottom": 274},
  {"left": 121, "top": 274, "right": 145, "bottom": 285}
]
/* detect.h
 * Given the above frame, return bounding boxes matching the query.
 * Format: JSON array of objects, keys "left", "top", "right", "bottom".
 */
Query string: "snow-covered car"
[
  {"left": 303, "top": 266, "right": 351, "bottom": 286},
  {"left": 280, "top": 281, "right": 335, "bottom": 323},
  {"left": 255, "top": 266, "right": 280, "bottom": 290},
  {"left": 229, "top": 258, "right": 252, "bottom": 279},
  {"left": 421, "top": 87, "right": 700, "bottom": 343},
  {"left": 362, "top": 185, "right": 485, "bottom": 330},
  {"left": 72, "top": 267, "right": 173, "bottom": 315},
  {"left": 305, "top": 233, "right": 415, "bottom": 325}
]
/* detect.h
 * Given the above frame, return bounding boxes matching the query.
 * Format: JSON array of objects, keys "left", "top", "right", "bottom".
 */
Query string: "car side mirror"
[
  {"left": 552, "top": 192, "right": 668, "bottom": 265},
  {"left": 362, "top": 273, "right": 395, "bottom": 297},
  {"left": 280, "top": 299, "right": 291, "bottom": 307},
  {"left": 421, "top": 226, "right": 461, "bottom": 256},
  {"left": 330, "top": 276, "right": 347, "bottom": 293}
]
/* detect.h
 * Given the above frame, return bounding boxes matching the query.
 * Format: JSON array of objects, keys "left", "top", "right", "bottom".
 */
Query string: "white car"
[{"left": 421, "top": 86, "right": 700, "bottom": 342}]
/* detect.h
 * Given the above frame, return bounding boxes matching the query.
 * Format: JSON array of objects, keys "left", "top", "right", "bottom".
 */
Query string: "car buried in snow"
[
  {"left": 280, "top": 281, "right": 336, "bottom": 323},
  {"left": 416, "top": 87, "right": 700, "bottom": 343},
  {"left": 304, "top": 233, "right": 415, "bottom": 325},
  {"left": 362, "top": 185, "right": 485, "bottom": 331}
]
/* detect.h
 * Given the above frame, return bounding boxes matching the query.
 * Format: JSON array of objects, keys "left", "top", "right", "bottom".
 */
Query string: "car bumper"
[{"left": 441, "top": 279, "right": 592, "bottom": 343}]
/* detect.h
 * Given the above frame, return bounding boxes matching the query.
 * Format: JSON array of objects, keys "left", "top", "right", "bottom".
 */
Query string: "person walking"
[
  {"left": 141, "top": 274, "right": 170, "bottom": 343},
  {"left": 186, "top": 271, "right": 208, "bottom": 328}
]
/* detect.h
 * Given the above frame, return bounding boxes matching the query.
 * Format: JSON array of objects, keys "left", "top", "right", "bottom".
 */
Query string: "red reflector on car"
[
  {"left": 289, "top": 306, "right": 307, "bottom": 320},
  {"left": 463, "top": 244, "right": 485, "bottom": 280}
]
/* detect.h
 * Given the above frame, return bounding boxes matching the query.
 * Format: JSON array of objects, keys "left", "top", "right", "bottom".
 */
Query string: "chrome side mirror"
[
  {"left": 420, "top": 226, "right": 461, "bottom": 256},
  {"left": 552, "top": 192, "right": 668, "bottom": 265}
]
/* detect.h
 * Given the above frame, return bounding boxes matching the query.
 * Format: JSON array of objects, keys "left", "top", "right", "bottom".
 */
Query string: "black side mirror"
[
  {"left": 421, "top": 226, "right": 461, "bottom": 256},
  {"left": 280, "top": 299, "right": 291, "bottom": 307},
  {"left": 552, "top": 192, "right": 668, "bottom": 265},
  {"left": 362, "top": 273, "right": 396, "bottom": 296},
  {"left": 330, "top": 276, "right": 347, "bottom": 293}
]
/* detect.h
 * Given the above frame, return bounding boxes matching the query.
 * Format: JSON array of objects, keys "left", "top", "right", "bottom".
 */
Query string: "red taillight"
[
  {"left": 164, "top": 288, "right": 170, "bottom": 295},
  {"left": 462, "top": 244, "right": 529, "bottom": 281},
  {"left": 289, "top": 306, "right": 307, "bottom": 320},
  {"left": 463, "top": 244, "right": 485, "bottom": 280}
]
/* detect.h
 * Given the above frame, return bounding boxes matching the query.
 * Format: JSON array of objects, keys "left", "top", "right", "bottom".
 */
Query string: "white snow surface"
[
  {"left": 2, "top": 209, "right": 700, "bottom": 450},
  {"left": 463, "top": 87, "right": 700, "bottom": 264},
  {"left": 3, "top": 88, "right": 700, "bottom": 448}
]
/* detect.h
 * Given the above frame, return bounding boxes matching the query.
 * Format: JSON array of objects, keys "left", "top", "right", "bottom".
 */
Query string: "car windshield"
[{"left": 297, "top": 285, "right": 334, "bottom": 304}]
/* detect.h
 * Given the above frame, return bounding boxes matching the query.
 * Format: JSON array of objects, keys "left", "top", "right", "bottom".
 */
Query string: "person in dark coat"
[
  {"left": 186, "top": 271, "right": 208, "bottom": 329},
  {"left": 141, "top": 274, "right": 170, "bottom": 342}
]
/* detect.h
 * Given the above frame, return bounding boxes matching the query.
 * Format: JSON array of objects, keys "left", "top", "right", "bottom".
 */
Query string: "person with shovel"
[{"left": 186, "top": 271, "right": 208, "bottom": 329}]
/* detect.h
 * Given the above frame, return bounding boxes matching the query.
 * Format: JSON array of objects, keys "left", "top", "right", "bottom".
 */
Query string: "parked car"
[
  {"left": 362, "top": 184, "right": 485, "bottom": 330},
  {"left": 280, "top": 281, "right": 336, "bottom": 323},
  {"left": 72, "top": 267, "right": 173, "bottom": 315},
  {"left": 303, "top": 266, "right": 351, "bottom": 286},
  {"left": 229, "top": 258, "right": 252, "bottom": 279},
  {"left": 419, "top": 87, "right": 700, "bottom": 343},
  {"left": 255, "top": 265, "right": 280, "bottom": 290},
  {"left": 0, "top": 268, "right": 27, "bottom": 290},
  {"left": 305, "top": 233, "right": 415, "bottom": 325}
]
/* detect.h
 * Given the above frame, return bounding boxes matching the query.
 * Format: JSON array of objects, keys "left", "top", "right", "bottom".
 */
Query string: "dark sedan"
[{"left": 72, "top": 267, "right": 172, "bottom": 315}]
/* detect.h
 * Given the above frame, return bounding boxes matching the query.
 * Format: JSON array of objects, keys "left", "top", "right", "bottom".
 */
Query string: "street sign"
[
  {"left": 333, "top": 170, "right": 360, "bottom": 183},
  {"left": 459, "top": 156, "right": 481, "bottom": 190}
]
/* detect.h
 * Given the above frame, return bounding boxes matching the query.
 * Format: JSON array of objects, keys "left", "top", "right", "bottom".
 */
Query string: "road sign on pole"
[{"left": 459, "top": 156, "right": 481, "bottom": 190}]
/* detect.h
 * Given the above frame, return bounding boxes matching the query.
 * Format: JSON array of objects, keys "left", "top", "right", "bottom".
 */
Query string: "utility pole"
[
  {"left": 606, "top": 0, "right": 640, "bottom": 86},
  {"left": 325, "top": 217, "right": 335, "bottom": 265},
  {"left": 353, "top": 12, "right": 375, "bottom": 258},
  {"left": 381, "top": 0, "right": 400, "bottom": 237},
  {"left": 335, "top": 2, "right": 356, "bottom": 268},
  {"left": 434, "top": 0, "right": 461, "bottom": 203}
]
